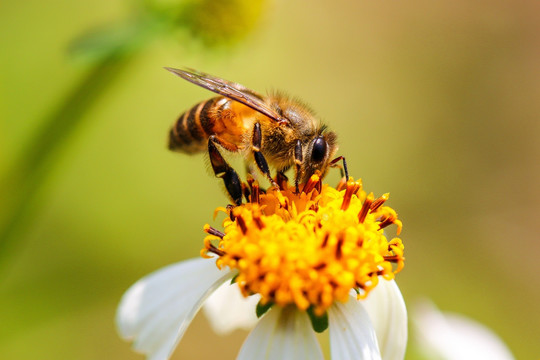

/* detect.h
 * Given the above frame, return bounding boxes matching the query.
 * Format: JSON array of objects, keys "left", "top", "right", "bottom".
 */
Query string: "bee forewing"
[{"left": 165, "top": 67, "right": 287, "bottom": 125}]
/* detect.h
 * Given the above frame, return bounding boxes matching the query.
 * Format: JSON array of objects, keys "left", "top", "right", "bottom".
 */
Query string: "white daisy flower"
[
  {"left": 413, "top": 300, "right": 515, "bottom": 360},
  {"left": 117, "top": 176, "right": 408, "bottom": 359}
]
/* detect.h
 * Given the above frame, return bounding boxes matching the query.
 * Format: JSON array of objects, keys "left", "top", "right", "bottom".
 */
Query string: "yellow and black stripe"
[{"left": 168, "top": 98, "right": 220, "bottom": 154}]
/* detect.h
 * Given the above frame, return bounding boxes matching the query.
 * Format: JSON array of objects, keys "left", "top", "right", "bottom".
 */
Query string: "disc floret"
[{"left": 202, "top": 175, "right": 404, "bottom": 317}]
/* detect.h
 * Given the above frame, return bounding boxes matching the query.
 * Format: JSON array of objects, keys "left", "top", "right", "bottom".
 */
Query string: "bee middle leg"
[
  {"left": 252, "top": 123, "right": 278, "bottom": 187},
  {"left": 208, "top": 136, "right": 243, "bottom": 206}
]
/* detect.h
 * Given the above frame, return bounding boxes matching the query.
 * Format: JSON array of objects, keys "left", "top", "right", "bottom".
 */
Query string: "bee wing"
[{"left": 165, "top": 67, "right": 287, "bottom": 124}]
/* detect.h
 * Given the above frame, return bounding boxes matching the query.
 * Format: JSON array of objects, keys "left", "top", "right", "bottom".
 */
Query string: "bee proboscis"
[{"left": 166, "top": 67, "right": 347, "bottom": 205}]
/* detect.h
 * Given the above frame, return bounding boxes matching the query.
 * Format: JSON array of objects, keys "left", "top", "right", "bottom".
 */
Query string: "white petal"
[
  {"left": 361, "top": 279, "right": 408, "bottom": 360},
  {"left": 413, "top": 300, "right": 515, "bottom": 360},
  {"left": 116, "top": 258, "right": 233, "bottom": 360},
  {"left": 202, "top": 281, "right": 260, "bottom": 335},
  {"left": 329, "top": 297, "right": 382, "bottom": 360},
  {"left": 237, "top": 307, "right": 324, "bottom": 360}
]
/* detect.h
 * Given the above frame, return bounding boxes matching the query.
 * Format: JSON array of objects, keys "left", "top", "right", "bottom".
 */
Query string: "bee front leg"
[
  {"left": 208, "top": 136, "right": 243, "bottom": 206},
  {"left": 252, "top": 123, "right": 278, "bottom": 188}
]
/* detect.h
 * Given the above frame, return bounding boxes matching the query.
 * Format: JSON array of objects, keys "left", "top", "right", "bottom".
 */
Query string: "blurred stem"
[
  {"left": 0, "top": 51, "right": 134, "bottom": 269},
  {"left": 0, "top": 0, "right": 268, "bottom": 269}
]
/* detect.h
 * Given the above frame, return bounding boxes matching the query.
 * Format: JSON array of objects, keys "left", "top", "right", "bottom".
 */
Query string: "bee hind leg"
[
  {"left": 208, "top": 136, "right": 243, "bottom": 206},
  {"left": 252, "top": 123, "right": 278, "bottom": 188}
]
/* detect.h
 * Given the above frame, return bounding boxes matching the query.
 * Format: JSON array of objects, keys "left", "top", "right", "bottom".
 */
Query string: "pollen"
[{"left": 201, "top": 175, "right": 404, "bottom": 315}]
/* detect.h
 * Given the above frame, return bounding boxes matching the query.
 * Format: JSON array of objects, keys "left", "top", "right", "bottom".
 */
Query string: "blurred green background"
[{"left": 1, "top": 0, "right": 538, "bottom": 359}]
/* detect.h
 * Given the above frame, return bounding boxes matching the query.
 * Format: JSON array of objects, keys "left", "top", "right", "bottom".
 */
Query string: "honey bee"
[{"left": 165, "top": 67, "right": 347, "bottom": 205}]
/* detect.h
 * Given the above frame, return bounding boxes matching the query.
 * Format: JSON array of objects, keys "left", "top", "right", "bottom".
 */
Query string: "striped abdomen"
[{"left": 168, "top": 97, "right": 220, "bottom": 154}]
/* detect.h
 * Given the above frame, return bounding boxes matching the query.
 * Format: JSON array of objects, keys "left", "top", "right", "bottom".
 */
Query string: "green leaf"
[
  {"left": 256, "top": 301, "right": 274, "bottom": 318},
  {"left": 307, "top": 306, "right": 329, "bottom": 333}
]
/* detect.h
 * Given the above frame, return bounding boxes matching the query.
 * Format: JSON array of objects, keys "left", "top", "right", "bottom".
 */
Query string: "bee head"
[{"left": 302, "top": 129, "right": 338, "bottom": 183}]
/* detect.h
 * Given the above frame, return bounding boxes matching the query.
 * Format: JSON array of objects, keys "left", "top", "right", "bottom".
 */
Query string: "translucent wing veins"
[{"left": 165, "top": 67, "right": 288, "bottom": 125}]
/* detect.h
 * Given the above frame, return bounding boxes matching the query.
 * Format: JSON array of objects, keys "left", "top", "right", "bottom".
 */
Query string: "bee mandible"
[{"left": 165, "top": 67, "right": 348, "bottom": 205}]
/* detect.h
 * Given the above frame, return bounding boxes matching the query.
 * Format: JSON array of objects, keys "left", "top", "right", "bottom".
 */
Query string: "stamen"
[
  {"left": 252, "top": 207, "right": 264, "bottom": 229},
  {"left": 355, "top": 283, "right": 366, "bottom": 290},
  {"left": 201, "top": 233, "right": 227, "bottom": 258},
  {"left": 370, "top": 193, "right": 389, "bottom": 211},
  {"left": 242, "top": 183, "right": 251, "bottom": 203},
  {"left": 335, "top": 235, "right": 344, "bottom": 259},
  {"left": 203, "top": 224, "right": 225, "bottom": 238},
  {"left": 358, "top": 193, "right": 374, "bottom": 223},
  {"left": 378, "top": 215, "right": 396, "bottom": 230},
  {"left": 226, "top": 204, "right": 236, "bottom": 221},
  {"left": 335, "top": 177, "right": 347, "bottom": 191},
  {"left": 236, "top": 214, "right": 248, "bottom": 234},
  {"left": 247, "top": 175, "right": 255, "bottom": 190},
  {"left": 384, "top": 255, "right": 401, "bottom": 262},
  {"left": 340, "top": 181, "right": 356, "bottom": 210},
  {"left": 207, "top": 243, "right": 225, "bottom": 256},
  {"left": 251, "top": 181, "right": 260, "bottom": 204},
  {"left": 321, "top": 233, "right": 329, "bottom": 247},
  {"left": 302, "top": 174, "right": 320, "bottom": 194}
]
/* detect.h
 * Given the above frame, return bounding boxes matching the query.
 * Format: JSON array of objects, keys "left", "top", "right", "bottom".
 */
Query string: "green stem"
[{"left": 0, "top": 51, "right": 134, "bottom": 269}]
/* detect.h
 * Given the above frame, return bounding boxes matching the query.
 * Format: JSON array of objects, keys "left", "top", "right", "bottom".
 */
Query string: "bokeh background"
[{"left": 1, "top": 0, "right": 538, "bottom": 359}]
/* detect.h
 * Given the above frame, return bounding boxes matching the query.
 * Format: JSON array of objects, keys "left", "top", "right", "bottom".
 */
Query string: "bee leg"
[
  {"left": 329, "top": 156, "right": 349, "bottom": 180},
  {"left": 208, "top": 136, "right": 243, "bottom": 206},
  {"left": 209, "top": 135, "right": 240, "bottom": 152},
  {"left": 293, "top": 140, "right": 303, "bottom": 194},
  {"left": 252, "top": 123, "right": 278, "bottom": 187}
]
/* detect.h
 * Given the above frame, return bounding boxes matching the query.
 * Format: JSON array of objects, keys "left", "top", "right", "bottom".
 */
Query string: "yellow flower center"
[{"left": 201, "top": 175, "right": 404, "bottom": 315}]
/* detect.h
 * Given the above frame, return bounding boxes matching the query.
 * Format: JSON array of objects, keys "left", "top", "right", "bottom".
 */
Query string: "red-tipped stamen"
[
  {"left": 204, "top": 224, "right": 225, "bottom": 238},
  {"left": 370, "top": 193, "right": 389, "bottom": 212},
  {"left": 358, "top": 193, "right": 374, "bottom": 223},
  {"left": 383, "top": 255, "right": 401, "bottom": 262},
  {"left": 335, "top": 235, "right": 344, "bottom": 259},
  {"left": 252, "top": 208, "right": 264, "bottom": 230},
  {"left": 315, "top": 179, "right": 322, "bottom": 193},
  {"left": 236, "top": 214, "right": 248, "bottom": 234},
  {"left": 226, "top": 204, "right": 236, "bottom": 221},
  {"left": 336, "top": 177, "right": 347, "bottom": 191},
  {"left": 378, "top": 216, "right": 396, "bottom": 230},
  {"left": 302, "top": 175, "right": 320, "bottom": 194},
  {"left": 206, "top": 243, "right": 225, "bottom": 256},
  {"left": 251, "top": 181, "right": 260, "bottom": 204},
  {"left": 341, "top": 182, "right": 356, "bottom": 210},
  {"left": 242, "top": 183, "right": 251, "bottom": 203}
]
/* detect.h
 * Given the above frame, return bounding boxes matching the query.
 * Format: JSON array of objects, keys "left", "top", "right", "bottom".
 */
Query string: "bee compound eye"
[{"left": 311, "top": 136, "right": 327, "bottom": 163}]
